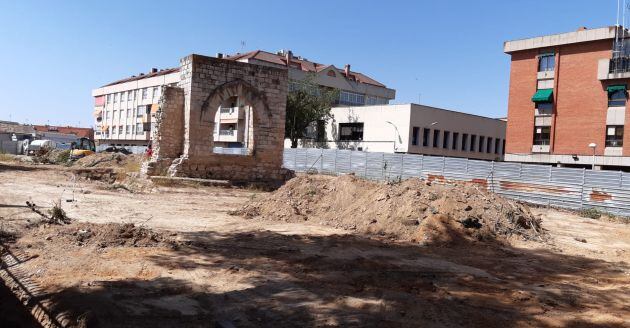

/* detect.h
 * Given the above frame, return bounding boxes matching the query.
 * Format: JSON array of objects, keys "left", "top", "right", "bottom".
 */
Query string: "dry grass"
[{"left": 0, "top": 153, "right": 17, "bottom": 162}]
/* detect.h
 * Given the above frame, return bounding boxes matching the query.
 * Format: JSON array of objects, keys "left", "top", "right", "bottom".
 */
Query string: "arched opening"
[{"left": 212, "top": 95, "right": 254, "bottom": 155}]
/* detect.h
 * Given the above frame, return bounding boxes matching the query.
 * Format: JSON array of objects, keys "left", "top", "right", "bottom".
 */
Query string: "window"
[
  {"left": 152, "top": 87, "right": 159, "bottom": 99},
  {"left": 113, "top": 93, "right": 118, "bottom": 103},
  {"left": 461, "top": 133, "right": 468, "bottom": 151},
  {"left": 118, "top": 110, "right": 123, "bottom": 119},
  {"left": 339, "top": 91, "right": 365, "bottom": 106},
  {"left": 121, "top": 91, "right": 126, "bottom": 101},
  {"left": 118, "top": 126, "right": 123, "bottom": 134},
  {"left": 608, "top": 90, "right": 627, "bottom": 107},
  {"left": 536, "top": 102, "right": 553, "bottom": 115},
  {"left": 443, "top": 131, "right": 450, "bottom": 149},
  {"left": 470, "top": 135, "right": 477, "bottom": 152},
  {"left": 494, "top": 138, "right": 500, "bottom": 154},
  {"left": 502, "top": 140, "right": 506, "bottom": 155},
  {"left": 538, "top": 53, "right": 555, "bottom": 72},
  {"left": 452, "top": 132, "right": 459, "bottom": 150},
  {"left": 606, "top": 125, "right": 624, "bottom": 147},
  {"left": 128, "top": 91, "right": 132, "bottom": 101},
  {"left": 367, "top": 96, "right": 378, "bottom": 105},
  {"left": 132, "top": 90, "right": 137, "bottom": 100},
  {"left": 112, "top": 110, "right": 117, "bottom": 120},
  {"left": 412, "top": 127, "right": 419, "bottom": 146},
  {"left": 127, "top": 108, "right": 132, "bottom": 118},
  {"left": 432, "top": 129, "right": 440, "bottom": 148},
  {"left": 136, "top": 123, "right": 143, "bottom": 135},
  {"left": 126, "top": 125, "right": 131, "bottom": 134},
  {"left": 533, "top": 126, "right": 551, "bottom": 145},
  {"left": 142, "top": 88, "right": 148, "bottom": 99},
  {"left": 137, "top": 105, "right": 146, "bottom": 117},
  {"left": 478, "top": 136, "right": 485, "bottom": 152},
  {"left": 106, "top": 94, "right": 112, "bottom": 104},
  {"left": 487, "top": 137, "right": 493, "bottom": 153},
  {"left": 422, "top": 128, "right": 430, "bottom": 147},
  {"left": 339, "top": 123, "right": 364, "bottom": 141}
]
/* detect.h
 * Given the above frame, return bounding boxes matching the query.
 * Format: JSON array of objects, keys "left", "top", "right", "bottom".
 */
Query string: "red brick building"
[
  {"left": 504, "top": 26, "right": 630, "bottom": 170},
  {"left": 33, "top": 125, "right": 94, "bottom": 139}
]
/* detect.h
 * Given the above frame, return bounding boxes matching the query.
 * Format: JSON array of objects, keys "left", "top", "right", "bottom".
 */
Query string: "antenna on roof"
[{"left": 240, "top": 40, "right": 246, "bottom": 52}]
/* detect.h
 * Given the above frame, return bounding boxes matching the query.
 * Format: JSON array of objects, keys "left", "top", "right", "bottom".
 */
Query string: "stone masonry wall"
[{"left": 145, "top": 54, "right": 292, "bottom": 183}]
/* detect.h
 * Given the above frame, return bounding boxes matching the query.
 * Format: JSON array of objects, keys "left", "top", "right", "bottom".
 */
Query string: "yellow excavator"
[{"left": 70, "top": 137, "right": 96, "bottom": 160}]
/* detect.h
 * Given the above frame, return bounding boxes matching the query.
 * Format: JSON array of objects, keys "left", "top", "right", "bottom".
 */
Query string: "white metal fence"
[{"left": 283, "top": 148, "right": 630, "bottom": 217}]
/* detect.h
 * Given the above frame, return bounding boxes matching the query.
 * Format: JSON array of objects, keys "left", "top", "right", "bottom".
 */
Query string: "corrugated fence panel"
[
  {"left": 282, "top": 148, "right": 630, "bottom": 217},
  {"left": 401, "top": 154, "right": 423, "bottom": 179},
  {"left": 383, "top": 153, "right": 404, "bottom": 181}
]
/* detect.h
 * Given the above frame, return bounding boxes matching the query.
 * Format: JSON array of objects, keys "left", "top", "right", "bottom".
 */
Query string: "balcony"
[
  {"left": 219, "top": 107, "right": 244, "bottom": 121},
  {"left": 215, "top": 129, "right": 242, "bottom": 142},
  {"left": 598, "top": 57, "right": 630, "bottom": 80}
]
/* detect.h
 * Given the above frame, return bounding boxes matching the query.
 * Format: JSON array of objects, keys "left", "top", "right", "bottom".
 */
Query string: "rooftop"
[
  {"left": 101, "top": 67, "right": 180, "bottom": 87},
  {"left": 225, "top": 50, "right": 387, "bottom": 87},
  {"left": 504, "top": 26, "right": 624, "bottom": 53}
]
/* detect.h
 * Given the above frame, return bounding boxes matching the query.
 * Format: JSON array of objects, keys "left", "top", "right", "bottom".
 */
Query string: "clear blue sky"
[{"left": 0, "top": 0, "right": 622, "bottom": 127}]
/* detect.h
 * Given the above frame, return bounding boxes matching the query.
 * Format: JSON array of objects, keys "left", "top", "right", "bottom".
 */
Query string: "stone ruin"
[{"left": 143, "top": 54, "right": 293, "bottom": 183}]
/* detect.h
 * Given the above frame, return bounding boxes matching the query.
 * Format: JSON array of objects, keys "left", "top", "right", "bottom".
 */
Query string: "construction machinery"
[{"left": 70, "top": 137, "right": 96, "bottom": 160}]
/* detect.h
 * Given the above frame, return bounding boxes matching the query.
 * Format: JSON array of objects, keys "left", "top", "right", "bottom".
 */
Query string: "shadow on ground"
[{"left": 29, "top": 229, "right": 629, "bottom": 328}]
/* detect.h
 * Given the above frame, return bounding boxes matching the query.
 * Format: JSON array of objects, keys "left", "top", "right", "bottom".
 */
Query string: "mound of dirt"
[
  {"left": 36, "top": 149, "right": 70, "bottom": 164},
  {"left": 30, "top": 222, "right": 172, "bottom": 248},
  {"left": 234, "top": 174, "right": 543, "bottom": 245},
  {"left": 73, "top": 153, "right": 142, "bottom": 169}
]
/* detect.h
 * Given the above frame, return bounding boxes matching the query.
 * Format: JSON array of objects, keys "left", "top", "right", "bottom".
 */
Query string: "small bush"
[
  {"left": 0, "top": 152, "right": 16, "bottom": 162},
  {"left": 579, "top": 208, "right": 603, "bottom": 220}
]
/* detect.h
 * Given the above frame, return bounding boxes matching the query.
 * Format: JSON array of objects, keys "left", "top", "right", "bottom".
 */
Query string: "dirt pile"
[
  {"left": 72, "top": 152, "right": 142, "bottom": 169},
  {"left": 30, "top": 222, "right": 172, "bottom": 248},
  {"left": 35, "top": 149, "right": 70, "bottom": 165},
  {"left": 234, "top": 174, "right": 543, "bottom": 245}
]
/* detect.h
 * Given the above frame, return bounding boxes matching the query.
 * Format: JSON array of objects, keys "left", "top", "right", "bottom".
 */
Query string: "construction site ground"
[{"left": 0, "top": 161, "right": 629, "bottom": 327}]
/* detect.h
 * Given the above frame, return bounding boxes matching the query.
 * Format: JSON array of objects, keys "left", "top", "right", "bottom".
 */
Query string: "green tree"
[{"left": 285, "top": 76, "right": 339, "bottom": 148}]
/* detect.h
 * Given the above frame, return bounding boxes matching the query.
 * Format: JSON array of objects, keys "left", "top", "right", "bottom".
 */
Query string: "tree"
[{"left": 285, "top": 76, "right": 339, "bottom": 148}]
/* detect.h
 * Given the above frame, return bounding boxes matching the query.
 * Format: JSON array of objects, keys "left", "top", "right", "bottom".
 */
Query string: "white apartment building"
[
  {"left": 92, "top": 68, "right": 179, "bottom": 146},
  {"left": 291, "top": 104, "right": 507, "bottom": 161}
]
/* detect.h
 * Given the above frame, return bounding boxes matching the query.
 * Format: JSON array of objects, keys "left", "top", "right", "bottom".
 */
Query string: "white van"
[{"left": 26, "top": 140, "right": 56, "bottom": 156}]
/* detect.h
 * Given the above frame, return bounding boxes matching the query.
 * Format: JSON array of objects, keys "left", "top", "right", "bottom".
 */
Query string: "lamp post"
[
  {"left": 385, "top": 121, "right": 403, "bottom": 152},
  {"left": 588, "top": 143, "right": 597, "bottom": 170}
]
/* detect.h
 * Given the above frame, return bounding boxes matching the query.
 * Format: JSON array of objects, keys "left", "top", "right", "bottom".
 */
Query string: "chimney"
[
  {"left": 577, "top": 26, "right": 588, "bottom": 31},
  {"left": 344, "top": 64, "right": 351, "bottom": 76},
  {"left": 285, "top": 50, "right": 293, "bottom": 66},
  {"left": 216, "top": 53, "right": 224, "bottom": 59},
  {"left": 151, "top": 68, "right": 158, "bottom": 73}
]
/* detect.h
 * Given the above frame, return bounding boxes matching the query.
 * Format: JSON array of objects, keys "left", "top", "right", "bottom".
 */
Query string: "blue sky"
[{"left": 0, "top": 0, "right": 622, "bottom": 127}]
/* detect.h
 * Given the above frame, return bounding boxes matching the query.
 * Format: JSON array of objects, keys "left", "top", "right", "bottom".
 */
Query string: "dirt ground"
[{"left": 1, "top": 161, "right": 629, "bottom": 327}]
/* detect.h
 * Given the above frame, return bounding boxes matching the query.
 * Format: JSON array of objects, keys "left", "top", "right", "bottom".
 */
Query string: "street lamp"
[
  {"left": 588, "top": 143, "right": 597, "bottom": 170},
  {"left": 385, "top": 121, "right": 403, "bottom": 152}
]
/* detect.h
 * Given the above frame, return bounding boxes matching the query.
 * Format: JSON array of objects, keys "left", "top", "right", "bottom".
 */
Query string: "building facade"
[
  {"left": 224, "top": 50, "right": 396, "bottom": 106},
  {"left": 93, "top": 50, "right": 395, "bottom": 149},
  {"left": 92, "top": 68, "right": 179, "bottom": 146},
  {"left": 504, "top": 26, "right": 630, "bottom": 170},
  {"left": 293, "top": 104, "right": 506, "bottom": 161}
]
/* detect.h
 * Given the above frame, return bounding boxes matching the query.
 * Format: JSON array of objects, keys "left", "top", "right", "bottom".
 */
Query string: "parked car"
[{"left": 103, "top": 146, "right": 132, "bottom": 155}]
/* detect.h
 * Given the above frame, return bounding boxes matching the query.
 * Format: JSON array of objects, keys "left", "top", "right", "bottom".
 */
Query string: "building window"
[
  {"left": 494, "top": 138, "right": 500, "bottom": 154},
  {"left": 121, "top": 91, "right": 126, "bottom": 101},
  {"left": 502, "top": 139, "right": 506, "bottom": 155},
  {"left": 608, "top": 89, "right": 627, "bottom": 107},
  {"left": 606, "top": 125, "right": 624, "bottom": 147},
  {"left": 112, "top": 110, "right": 117, "bottom": 120},
  {"left": 412, "top": 127, "right": 419, "bottom": 146},
  {"left": 432, "top": 129, "right": 440, "bottom": 148},
  {"left": 339, "top": 91, "right": 365, "bottom": 106},
  {"left": 118, "top": 110, "right": 123, "bottom": 119},
  {"left": 106, "top": 94, "right": 112, "bottom": 104},
  {"left": 127, "top": 109, "right": 132, "bottom": 118},
  {"left": 533, "top": 126, "right": 551, "bottom": 145},
  {"left": 113, "top": 93, "right": 118, "bottom": 103},
  {"left": 538, "top": 53, "right": 555, "bottom": 72},
  {"left": 152, "top": 87, "right": 159, "bottom": 99},
  {"left": 422, "top": 128, "right": 430, "bottom": 147},
  {"left": 367, "top": 96, "right": 378, "bottom": 105},
  {"left": 137, "top": 105, "right": 147, "bottom": 117},
  {"left": 339, "top": 123, "right": 364, "bottom": 141},
  {"left": 142, "top": 88, "right": 148, "bottom": 99},
  {"left": 536, "top": 102, "right": 553, "bottom": 115},
  {"left": 487, "top": 137, "right": 493, "bottom": 153},
  {"left": 470, "top": 135, "right": 477, "bottom": 152},
  {"left": 118, "top": 126, "right": 123, "bottom": 134},
  {"left": 136, "top": 123, "right": 143, "bottom": 135},
  {"left": 461, "top": 134, "right": 468, "bottom": 151},
  {"left": 452, "top": 132, "right": 459, "bottom": 150},
  {"left": 443, "top": 131, "right": 450, "bottom": 149},
  {"left": 126, "top": 125, "right": 131, "bottom": 134},
  {"left": 478, "top": 136, "right": 485, "bottom": 152}
]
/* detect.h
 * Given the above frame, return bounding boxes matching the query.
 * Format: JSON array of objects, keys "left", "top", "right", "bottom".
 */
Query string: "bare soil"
[{"left": 0, "top": 162, "right": 629, "bottom": 327}]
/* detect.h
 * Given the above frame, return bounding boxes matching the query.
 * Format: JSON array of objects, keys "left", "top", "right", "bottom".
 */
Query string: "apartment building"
[
  {"left": 224, "top": 50, "right": 396, "bottom": 106},
  {"left": 92, "top": 68, "right": 179, "bottom": 146},
  {"left": 504, "top": 26, "right": 630, "bottom": 170},
  {"left": 293, "top": 104, "right": 506, "bottom": 161}
]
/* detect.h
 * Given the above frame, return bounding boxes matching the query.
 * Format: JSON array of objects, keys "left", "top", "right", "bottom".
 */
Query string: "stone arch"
[{"left": 199, "top": 79, "right": 273, "bottom": 128}]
